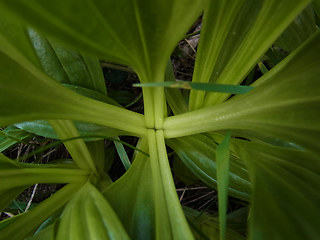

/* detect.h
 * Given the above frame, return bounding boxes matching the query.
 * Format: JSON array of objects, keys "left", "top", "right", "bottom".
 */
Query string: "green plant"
[{"left": 0, "top": 0, "right": 319, "bottom": 239}]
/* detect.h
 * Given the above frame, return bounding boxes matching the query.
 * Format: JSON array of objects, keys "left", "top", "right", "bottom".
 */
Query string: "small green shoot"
[
  {"left": 258, "top": 61, "right": 269, "bottom": 75},
  {"left": 114, "top": 137, "right": 131, "bottom": 171}
]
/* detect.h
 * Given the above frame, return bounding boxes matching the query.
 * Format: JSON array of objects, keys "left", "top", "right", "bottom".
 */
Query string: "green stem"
[
  {"left": 147, "top": 129, "right": 193, "bottom": 239},
  {"left": 147, "top": 129, "right": 168, "bottom": 237},
  {"left": 1, "top": 168, "right": 89, "bottom": 189},
  {"left": 65, "top": 96, "right": 147, "bottom": 136},
  {"left": 155, "top": 130, "right": 193, "bottom": 238},
  {"left": 153, "top": 71, "right": 166, "bottom": 129},
  {"left": 163, "top": 103, "right": 236, "bottom": 138},
  {"left": 142, "top": 87, "right": 155, "bottom": 129},
  {"left": 184, "top": 30, "right": 200, "bottom": 39},
  {"left": 153, "top": 86, "right": 165, "bottom": 129}
]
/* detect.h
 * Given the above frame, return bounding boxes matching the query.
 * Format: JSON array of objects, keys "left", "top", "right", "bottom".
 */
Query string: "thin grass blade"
[
  {"left": 134, "top": 81, "right": 253, "bottom": 95},
  {"left": 216, "top": 131, "right": 231, "bottom": 240},
  {"left": 114, "top": 136, "right": 131, "bottom": 171}
]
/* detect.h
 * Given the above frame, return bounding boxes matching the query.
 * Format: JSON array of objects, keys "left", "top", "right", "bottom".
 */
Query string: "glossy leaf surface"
[
  {"left": 104, "top": 138, "right": 155, "bottom": 240},
  {"left": 15, "top": 120, "right": 126, "bottom": 140},
  {"left": 0, "top": 15, "right": 145, "bottom": 135},
  {"left": 274, "top": 5, "right": 317, "bottom": 52},
  {"left": 0, "top": 126, "right": 31, "bottom": 152},
  {"left": 164, "top": 31, "right": 320, "bottom": 156},
  {"left": 0, "top": 48, "right": 145, "bottom": 135},
  {"left": 189, "top": 0, "right": 311, "bottom": 109},
  {"left": 0, "top": 0, "right": 204, "bottom": 79},
  {"left": 167, "top": 134, "right": 251, "bottom": 201},
  {"left": 0, "top": 0, "right": 205, "bottom": 129},
  {"left": 231, "top": 139, "right": 320, "bottom": 240}
]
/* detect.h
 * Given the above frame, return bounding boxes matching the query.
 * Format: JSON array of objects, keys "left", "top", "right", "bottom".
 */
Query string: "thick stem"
[
  {"left": 2, "top": 168, "right": 89, "bottom": 189},
  {"left": 147, "top": 129, "right": 193, "bottom": 239}
]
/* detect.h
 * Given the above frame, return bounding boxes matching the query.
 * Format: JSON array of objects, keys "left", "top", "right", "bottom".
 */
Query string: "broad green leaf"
[
  {"left": 167, "top": 134, "right": 251, "bottom": 201},
  {"left": 0, "top": 0, "right": 205, "bottom": 128},
  {"left": 45, "top": 38, "right": 107, "bottom": 94},
  {"left": 103, "top": 138, "right": 155, "bottom": 240},
  {"left": 164, "top": 60, "right": 188, "bottom": 115},
  {"left": 15, "top": 28, "right": 125, "bottom": 145},
  {"left": 108, "top": 90, "right": 137, "bottom": 106},
  {"left": 0, "top": 126, "right": 31, "bottom": 152},
  {"left": 0, "top": 213, "right": 26, "bottom": 232},
  {"left": 231, "top": 139, "right": 320, "bottom": 240},
  {"left": 32, "top": 31, "right": 118, "bottom": 187},
  {"left": 0, "top": 48, "right": 146, "bottom": 135},
  {"left": 15, "top": 120, "right": 126, "bottom": 140},
  {"left": 0, "top": 8, "right": 40, "bottom": 67},
  {"left": 7, "top": 26, "right": 107, "bottom": 96},
  {"left": 0, "top": 153, "right": 21, "bottom": 168},
  {"left": 32, "top": 211, "right": 61, "bottom": 237},
  {"left": 0, "top": 183, "right": 83, "bottom": 240},
  {"left": 61, "top": 83, "right": 120, "bottom": 106},
  {"left": 29, "top": 25, "right": 105, "bottom": 94},
  {"left": 216, "top": 131, "right": 231, "bottom": 240},
  {"left": 172, "top": 154, "right": 200, "bottom": 186},
  {"left": 189, "top": 0, "right": 311, "bottom": 109},
  {"left": 28, "top": 223, "right": 55, "bottom": 240},
  {"left": 0, "top": 14, "right": 145, "bottom": 135},
  {"left": 314, "top": 0, "right": 320, "bottom": 21},
  {"left": 223, "top": 207, "right": 248, "bottom": 235},
  {"left": 164, "top": 31, "right": 320, "bottom": 156},
  {"left": 184, "top": 207, "right": 246, "bottom": 240},
  {"left": 27, "top": 28, "right": 69, "bottom": 84},
  {"left": 0, "top": 187, "right": 26, "bottom": 212},
  {"left": 13, "top": 83, "right": 124, "bottom": 140},
  {"left": 264, "top": 47, "right": 289, "bottom": 67},
  {"left": 274, "top": 5, "right": 318, "bottom": 52},
  {"left": 0, "top": 0, "right": 204, "bottom": 78},
  {"left": 56, "top": 182, "right": 129, "bottom": 240}
]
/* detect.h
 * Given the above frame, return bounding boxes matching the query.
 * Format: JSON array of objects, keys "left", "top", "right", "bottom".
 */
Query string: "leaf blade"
[
  {"left": 56, "top": 182, "right": 129, "bottom": 240},
  {"left": 216, "top": 131, "right": 231, "bottom": 240}
]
